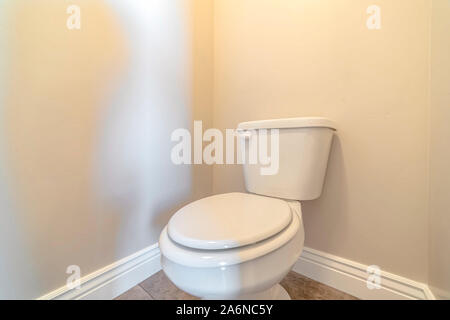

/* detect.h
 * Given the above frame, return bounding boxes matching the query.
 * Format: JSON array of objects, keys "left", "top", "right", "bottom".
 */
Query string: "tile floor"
[{"left": 115, "top": 270, "right": 357, "bottom": 300}]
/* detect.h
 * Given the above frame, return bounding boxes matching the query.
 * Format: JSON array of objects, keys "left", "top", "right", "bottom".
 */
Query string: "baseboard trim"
[
  {"left": 294, "top": 247, "right": 435, "bottom": 300},
  {"left": 38, "top": 244, "right": 161, "bottom": 300},
  {"left": 38, "top": 244, "right": 435, "bottom": 300}
]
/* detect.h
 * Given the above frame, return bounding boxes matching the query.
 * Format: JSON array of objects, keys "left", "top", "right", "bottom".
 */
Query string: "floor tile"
[
  {"left": 140, "top": 270, "right": 198, "bottom": 300},
  {"left": 280, "top": 271, "right": 357, "bottom": 300},
  {"left": 120, "top": 270, "right": 357, "bottom": 300},
  {"left": 115, "top": 285, "right": 153, "bottom": 300}
]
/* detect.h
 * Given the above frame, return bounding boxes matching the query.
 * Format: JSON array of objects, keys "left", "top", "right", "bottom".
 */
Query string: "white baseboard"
[
  {"left": 294, "top": 247, "right": 435, "bottom": 300},
  {"left": 38, "top": 244, "right": 161, "bottom": 300},
  {"left": 38, "top": 244, "right": 435, "bottom": 300}
]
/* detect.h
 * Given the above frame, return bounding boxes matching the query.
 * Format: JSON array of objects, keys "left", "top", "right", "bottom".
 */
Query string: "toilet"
[{"left": 159, "top": 117, "right": 336, "bottom": 300}]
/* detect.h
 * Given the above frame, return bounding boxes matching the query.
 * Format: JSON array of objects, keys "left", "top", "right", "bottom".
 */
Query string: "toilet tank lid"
[
  {"left": 167, "top": 193, "right": 293, "bottom": 250},
  {"left": 237, "top": 117, "right": 337, "bottom": 131}
]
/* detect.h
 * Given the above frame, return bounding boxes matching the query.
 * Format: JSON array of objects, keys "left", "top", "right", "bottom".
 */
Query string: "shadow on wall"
[
  {"left": 98, "top": 0, "right": 194, "bottom": 257},
  {"left": 0, "top": 0, "right": 199, "bottom": 299},
  {"left": 0, "top": 3, "right": 40, "bottom": 298},
  {"left": 302, "top": 135, "right": 350, "bottom": 253}
]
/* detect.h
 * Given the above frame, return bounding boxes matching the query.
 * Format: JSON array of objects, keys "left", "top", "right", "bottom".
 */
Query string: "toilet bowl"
[
  {"left": 159, "top": 117, "right": 336, "bottom": 300},
  {"left": 159, "top": 193, "right": 304, "bottom": 300}
]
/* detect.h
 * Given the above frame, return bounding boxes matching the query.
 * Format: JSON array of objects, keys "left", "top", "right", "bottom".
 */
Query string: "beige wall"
[
  {"left": 429, "top": 0, "right": 450, "bottom": 300},
  {"left": 213, "top": 0, "right": 430, "bottom": 282},
  {"left": 0, "top": 0, "right": 213, "bottom": 299},
  {"left": 191, "top": 0, "right": 214, "bottom": 200}
]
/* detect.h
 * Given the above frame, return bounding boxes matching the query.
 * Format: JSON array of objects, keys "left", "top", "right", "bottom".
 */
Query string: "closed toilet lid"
[{"left": 167, "top": 193, "right": 292, "bottom": 250}]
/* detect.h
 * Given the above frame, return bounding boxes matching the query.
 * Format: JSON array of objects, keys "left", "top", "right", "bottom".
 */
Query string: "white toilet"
[{"left": 159, "top": 117, "right": 336, "bottom": 300}]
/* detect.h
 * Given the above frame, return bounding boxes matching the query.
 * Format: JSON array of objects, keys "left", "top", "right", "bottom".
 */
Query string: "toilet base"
[
  {"left": 203, "top": 284, "right": 291, "bottom": 300},
  {"left": 274, "top": 284, "right": 291, "bottom": 300},
  {"left": 266, "top": 284, "right": 291, "bottom": 300}
]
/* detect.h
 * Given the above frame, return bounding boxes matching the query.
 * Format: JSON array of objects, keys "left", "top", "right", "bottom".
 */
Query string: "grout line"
[
  {"left": 138, "top": 283, "right": 157, "bottom": 300},
  {"left": 138, "top": 284, "right": 154, "bottom": 300}
]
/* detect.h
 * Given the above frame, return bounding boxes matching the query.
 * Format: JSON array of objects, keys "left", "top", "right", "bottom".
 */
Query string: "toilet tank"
[{"left": 237, "top": 117, "right": 336, "bottom": 201}]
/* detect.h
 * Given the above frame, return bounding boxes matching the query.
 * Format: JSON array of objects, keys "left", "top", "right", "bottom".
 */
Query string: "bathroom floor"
[{"left": 115, "top": 270, "right": 357, "bottom": 300}]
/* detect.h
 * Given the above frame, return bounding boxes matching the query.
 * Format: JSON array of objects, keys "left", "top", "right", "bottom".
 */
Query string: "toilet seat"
[
  {"left": 167, "top": 193, "right": 293, "bottom": 250},
  {"left": 159, "top": 198, "right": 302, "bottom": 268}
]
